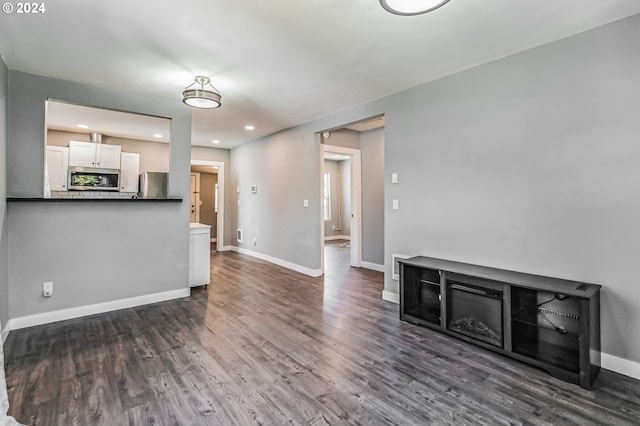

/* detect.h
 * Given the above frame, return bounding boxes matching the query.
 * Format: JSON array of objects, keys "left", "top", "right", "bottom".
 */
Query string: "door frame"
[
  {"left": 191, "top": 160, "right": 225, "bottom": 252},
  {"left": 320, "top": 144, "right": 362, "bottom": 271},
  {"left": 190, "top": 172, "right": 201, "bottom": 223}
]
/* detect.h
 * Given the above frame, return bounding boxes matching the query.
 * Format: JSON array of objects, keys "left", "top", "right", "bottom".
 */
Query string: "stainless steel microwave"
[{"left": 68, "top": 167, "right": 120, "bottom": 191}]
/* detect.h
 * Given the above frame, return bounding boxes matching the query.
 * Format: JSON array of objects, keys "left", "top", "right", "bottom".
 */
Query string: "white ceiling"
[
  {"left": 47, "top": 101, "right": 171, "bottom": 143},
  {"left": 2, "top": 1, "right": 639, "bottom": 149}
]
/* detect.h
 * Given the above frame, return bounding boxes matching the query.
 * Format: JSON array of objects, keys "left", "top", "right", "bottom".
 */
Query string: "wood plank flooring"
[{"left": 4, "top": 243, "right": 640, "bottom": 425}]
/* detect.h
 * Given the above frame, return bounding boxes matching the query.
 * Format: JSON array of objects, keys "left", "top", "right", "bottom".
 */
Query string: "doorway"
[
  {"left": 320, "top": 144, "right": 362, "bottom": 273},
  {"left": 318, "top": 114, "right": 385, "bottom": 276},
  {"left": 190, "top": 160, "right": 225, "bottom": 252}
]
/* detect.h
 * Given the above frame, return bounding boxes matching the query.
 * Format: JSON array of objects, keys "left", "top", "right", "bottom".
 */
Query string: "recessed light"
[
  {"left": 244, "top": 125, "right": 255, "bottom": 130},
  {"left": 212, "top": 140, "right": 220, "bottom": 144},
  {"left": 77, "top": 124, "right": 88, "bottom": 129},
  {"left": 153, "top": 134, "right": 163, "bottom": 138}
]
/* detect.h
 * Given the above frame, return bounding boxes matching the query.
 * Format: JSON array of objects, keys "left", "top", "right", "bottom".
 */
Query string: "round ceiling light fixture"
[
  {"left": 380, "top": 0, "right": 450, "bottom": 16},
  {"left": 182, "top": 76, "right": 222, "bottom": 109}
]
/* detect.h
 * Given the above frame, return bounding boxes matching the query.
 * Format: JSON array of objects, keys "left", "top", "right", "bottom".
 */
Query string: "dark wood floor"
[{"left": 4, "top": 243, "right": 640, "bottom": 425}]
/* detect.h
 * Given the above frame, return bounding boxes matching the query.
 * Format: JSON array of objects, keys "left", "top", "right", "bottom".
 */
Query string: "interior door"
[{"left": 190, "top": 173, "right": 201, "bottom": 223}]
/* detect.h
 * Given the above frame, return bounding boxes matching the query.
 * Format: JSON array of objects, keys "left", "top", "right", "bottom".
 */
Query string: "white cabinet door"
[
  {"left": 68, "top": 141, "right": 121, "bottom": 168},
  {"left": 45, "top": 146, "right": 69, "bottom": 190},
  {"left": 97, "top": 144, "right": 121, "bottom": 168},
  {"left": 120, "top": 152, "right": 140, "bottom": 192},
  {"left": 68, "top": 140, "right": 96, "bottom": 167},
  {"left": 189, "top": 224, "right": 211, "bottom": 287}
]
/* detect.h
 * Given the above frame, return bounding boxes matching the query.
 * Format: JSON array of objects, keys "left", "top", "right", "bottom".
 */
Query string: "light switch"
[
  {"left": 392, "top": 173, "right": 398, "bottom": 184},
  {"left": 303, "top": 199, "right": 309, "bottom": 207},
  {"left": 393, "top": 199, "right": 399, "bottom": 210}
]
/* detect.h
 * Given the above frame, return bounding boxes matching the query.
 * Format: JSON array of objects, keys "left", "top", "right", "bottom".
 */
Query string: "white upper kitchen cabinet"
[
  {"left": 68, "top": 140, "right": 121, "bottom": 168},
  {"left": 45, "top": 145, "right": 69, "bottom": 191},
  {"left": 120, "top": 152, "right": 140, "bottom": 192},
  {"left": 97, "top": 144, "right": 122, "bottom": 168}
]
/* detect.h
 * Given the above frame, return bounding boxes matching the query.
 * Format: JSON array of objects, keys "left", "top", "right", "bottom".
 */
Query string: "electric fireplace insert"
[{"left": 446, "top": 278, "right": 504, "bottom": 348}]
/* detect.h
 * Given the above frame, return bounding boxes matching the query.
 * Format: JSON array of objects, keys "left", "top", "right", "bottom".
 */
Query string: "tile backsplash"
[{"left": 50, "top": 191, "right": 138, "bottom": 199}]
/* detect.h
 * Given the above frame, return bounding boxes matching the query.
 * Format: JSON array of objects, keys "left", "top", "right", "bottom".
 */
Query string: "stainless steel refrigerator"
[{"left": 138, "top": 172, "right": 168, "bottom": 199}]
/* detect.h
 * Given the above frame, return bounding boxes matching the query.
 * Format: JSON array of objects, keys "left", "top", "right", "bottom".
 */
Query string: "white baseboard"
[
  {"left": 324, "top": 235, "right": 351, "bottom": 241},
  {"left": 361, "top": 261, "right": 384, "bottom": 273},
  {"left": 1, "top": 322, "right": 10, "bottom": 344},
  {"left": 220, "top": 245, "right": 234, "bottom": 252},
  {"left": 602, "top": 352, "right": 640, "bottom": 380},
  {"left": 382, "top": 290, "right": 399, "bottom": 304},
  {"left": 230, "top": 246, "right": 322, "bottom": 277},
  {"left": 375, "top": 291, "right": 640, "bottom": 379},
  {"left": 8, "top": 288, "right": 191, "bottom": 331}
]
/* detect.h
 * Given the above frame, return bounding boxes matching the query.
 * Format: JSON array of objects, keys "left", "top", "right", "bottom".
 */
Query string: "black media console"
[{"left": 399, "top": 256, "right": 601, "bottom": 389}]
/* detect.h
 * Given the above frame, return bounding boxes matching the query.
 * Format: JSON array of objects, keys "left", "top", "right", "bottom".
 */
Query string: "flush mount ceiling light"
[
  {"left": 380, "top": 0, "right": 450, "bottom": 16},
  {"left": 182, "top": 76, "right": 222, "bottom": 109}
]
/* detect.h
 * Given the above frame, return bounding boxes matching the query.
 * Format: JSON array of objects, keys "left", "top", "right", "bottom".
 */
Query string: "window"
[{"left": 323, "top": 172, "right": 331, "bottom": 221}]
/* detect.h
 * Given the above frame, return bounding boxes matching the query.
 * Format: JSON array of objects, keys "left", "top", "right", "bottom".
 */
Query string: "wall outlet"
[
  {"left": 43, "top": 281, "right": 53, "bottom": 297},
  {"left": 252, "top": 237, "right": 257, "bottom": 245}
]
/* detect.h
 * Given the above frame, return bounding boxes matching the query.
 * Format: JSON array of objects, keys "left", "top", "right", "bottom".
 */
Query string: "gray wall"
[
  {"left": 6, "top": 71, "right": 191, "bottom": 319},
  {"left": 338, "top": 160, "right": 351, "bottom": 237},
  {"left": 227, "top": 14, "right": 640, "bottom": 364},
  {"left": 0, "top": 54, "right": 13, "bottom": 421},
  {"left": 323, "top": 129, "right": 360, "bottom": 150},
  {"left": 0, "top": 56, "right": 8, "bottom": 332},
  {"left": 191, "top": 146, "right": 232, "bottom": 247},
  {"left": 323, "top": 160, "right": 350, "bottom": 238},
  {"left": 231, "top": 126, "right": 321, "bottom": 269},
  {"left": 360, "top": 128, "right": 384, "bottom": 265},
  {"left": 380, "top": 15, "right": 640, "bottom": 362}
]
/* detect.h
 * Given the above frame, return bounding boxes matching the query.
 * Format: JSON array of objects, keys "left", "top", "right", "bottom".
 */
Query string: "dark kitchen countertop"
[{"left": 7, "top": 198, "right": 183, "bottom": 203}]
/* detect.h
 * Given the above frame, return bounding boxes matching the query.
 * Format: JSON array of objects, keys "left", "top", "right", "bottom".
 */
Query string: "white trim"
[
  {"left": 220, "top": 245, "right": 234, "bottom": 252},
  {"left": 382, "top": 290, "right": 399, "bottom": 304},
  {"left": 8, "top": 288, "right": 190, "bottom": 331},
  {"left": 191, "top": 160, "right": 225, "bottom": 251},
  {"left": 392, "top": 253, "right": 411, "bottom": 281},
  {"left": 361, "top": 261, "right": 384, "bottom": 272},
  {"left": 324, "top": 235, "right": 351, "bottom": 241},
  {"left": 602, "top": 352, "right": 640, "bottom": 380},
  {"left": 230, "top": 246, "right": 322, "bottom": 277},
  {"left": 1, "top": 322, "right": 10, "bottom": 344},
  {"left": 321, "top": 144, "right": 362, "bottom": 270},
  {"left": 375, "top": 292, "right": 640, "bottom": 379}
]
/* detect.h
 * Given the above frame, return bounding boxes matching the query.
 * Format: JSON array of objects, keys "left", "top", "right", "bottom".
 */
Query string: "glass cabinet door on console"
[
  {"left": 511, "top": 288, "right": 582, "bottom": 374},
  {"left": 400, "top": 264, "right": 441, "bottom": 326}
]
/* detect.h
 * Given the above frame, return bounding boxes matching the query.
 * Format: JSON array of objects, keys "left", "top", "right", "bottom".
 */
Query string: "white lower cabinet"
[{"left": 189, "top": 223, "right": 211, "bottom": 287}]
